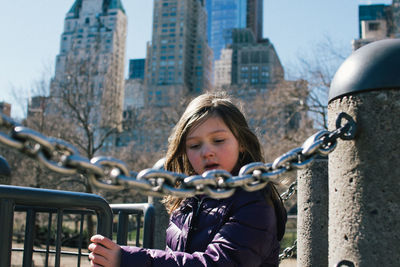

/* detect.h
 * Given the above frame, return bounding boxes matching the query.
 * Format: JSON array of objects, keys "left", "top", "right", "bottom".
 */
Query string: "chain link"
[
  {"left": 0, "top": 112, "right": 357, "bottom": 199},
  {"left": 280, "top": 180, "right": 298, "bottom": 202},
  {"left": 279, "top": 239, "right": 297, "bottom": 262}
]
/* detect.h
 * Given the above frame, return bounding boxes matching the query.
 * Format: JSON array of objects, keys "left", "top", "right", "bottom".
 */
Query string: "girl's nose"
[{"left": 201, "top": 143, "right": 214, "bottom": 158}]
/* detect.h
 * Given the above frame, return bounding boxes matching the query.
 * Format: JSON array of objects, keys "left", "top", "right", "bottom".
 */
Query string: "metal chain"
[
  {"left": 279, "top": 239, "right": 297, "bottom": 262},
  {"left": 0, "top": 112, "right": 357, "bottom": 199},
  {"left": 280, "top": 180, "right": 297, "bottom": 202},
  {"left": 335, "top": 260, "right": 355, "bottom": 267}
]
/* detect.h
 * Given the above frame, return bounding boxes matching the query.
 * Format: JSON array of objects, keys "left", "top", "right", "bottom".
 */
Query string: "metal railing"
[
  {"left": 111, "top": 203, "right": 155, "bottom": 248},
  {"left": 0, "top": 185, "right": 154, "bottom": 267}
]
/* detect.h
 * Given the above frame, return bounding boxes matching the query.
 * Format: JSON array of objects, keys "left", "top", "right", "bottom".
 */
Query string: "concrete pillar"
[
  {"left": 297, "top": 158, "right": 328, "bottom": 267},
  {"left": 328, "top": 39, "right": 400, "bottom": 266},
  {"left": 148, "top": 196, "right": 169, "bottom": 249},
  {"left": 149, "top": 158, "right": 170, "bottom": 249}
]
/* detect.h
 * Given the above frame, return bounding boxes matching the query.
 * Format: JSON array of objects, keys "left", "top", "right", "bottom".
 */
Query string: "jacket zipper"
[{"left": 185, "top": 196, "right": 205, "bottom": 252}]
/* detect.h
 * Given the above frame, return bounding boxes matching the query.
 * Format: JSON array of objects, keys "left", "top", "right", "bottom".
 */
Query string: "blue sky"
[{"left": 0, "top": 0, "right": 393, "bottom": 118}]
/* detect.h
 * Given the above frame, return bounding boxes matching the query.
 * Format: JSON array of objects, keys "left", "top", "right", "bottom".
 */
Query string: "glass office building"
[
  {"left": 206, "top": 0, "right": 247, "bottom": 61},
  {"left": 206, "top": 0, "right": 263, "bottom": 61}
]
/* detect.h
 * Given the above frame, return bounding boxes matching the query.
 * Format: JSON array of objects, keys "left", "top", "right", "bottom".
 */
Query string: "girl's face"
[{"left": 185, "top": 116, "right": 241, "bottom": 175}]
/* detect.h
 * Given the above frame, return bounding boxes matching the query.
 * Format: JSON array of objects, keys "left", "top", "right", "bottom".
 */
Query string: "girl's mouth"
[{"left": 204, "top": 163, "right": 219, "bottom": 171}]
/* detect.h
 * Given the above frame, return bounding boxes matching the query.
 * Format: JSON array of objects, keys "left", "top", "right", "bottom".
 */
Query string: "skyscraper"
[
  {"left": 246, "top": 0, "right": 263, "bottom": 42},
  {"left": 125, "top": 59, "right": 146, "bottom": 110},
  {"left": 128, "top": 59, "right": 146, "bottom": 80},
  {"left": 145, "top": 0, "right": 212, "bottom": 106},
  {"left": 51, "top": 0, "right": 127, "bottom": 129},
  {"left": 214, "top": 28, "right": 283, "bottom": 90},
  {"left": 230, "top": 29, "right": 283, "bottom": 88},
  {"left": 206, "top": 0, "right": 263, "bottom": 61},
  {"left": 353, "top": 0, "right": 400, "bottom": 50}
]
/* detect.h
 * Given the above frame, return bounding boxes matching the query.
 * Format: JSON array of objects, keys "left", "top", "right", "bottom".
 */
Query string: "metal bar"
[
  {"left": 77, "top": 213, "right": 85, "bottom": 267},
  {"left": 45, "top": 212, "right": 53, "bottom": 267},
  {"left": 135, "top": 214, "right": 141, "bottom": 246},
  {"left": 117, "top": 211, "right": 129, "bottom": 245},
  {"left": 12, "top": 247, "right": 90, "bottom": 256},
  {"left": 0, "top": 199, "right": 14, "bottom": 267},
  {"left": 142, "top": 204, "right": 155, "bottom": 249},
  {"left": 15, "top": 206, "right": 96, "bottom": 215},
  {"left": 22, "top": 208, "right": 36, "bottom": 267},
  {"left": 55, "top": 209, "right": 63, "bottom": 267}
]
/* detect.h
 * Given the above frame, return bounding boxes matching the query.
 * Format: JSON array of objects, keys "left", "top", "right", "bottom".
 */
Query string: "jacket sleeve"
[{"left": 120, "top": 192, "right": 279, "bottom": 267}]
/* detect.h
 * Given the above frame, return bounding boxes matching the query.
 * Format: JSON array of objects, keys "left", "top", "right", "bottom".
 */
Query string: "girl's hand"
[{"left": 88, "top": 234, "right": 121, "bottom": 267}]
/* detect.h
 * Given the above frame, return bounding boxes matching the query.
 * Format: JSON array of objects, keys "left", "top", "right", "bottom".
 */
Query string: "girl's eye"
[
  {"left": 188, "top": 144, "right": 200, "bottom": 149},
  {"left": 214, "top": 139, "right": 225, "bottom": 143}
]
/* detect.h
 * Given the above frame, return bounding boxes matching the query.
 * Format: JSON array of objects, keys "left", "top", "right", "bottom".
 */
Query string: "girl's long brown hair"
[{"left": 164, "top": 92, "right": 287, "bottom": 241}]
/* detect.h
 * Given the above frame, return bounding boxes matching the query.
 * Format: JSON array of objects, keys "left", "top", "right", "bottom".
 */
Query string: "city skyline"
[{"left": 0, "top": 0, "right": 393, "bottom": 118}]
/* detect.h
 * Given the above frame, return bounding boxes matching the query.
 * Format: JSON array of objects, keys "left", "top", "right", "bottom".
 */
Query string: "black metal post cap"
[{"left": 329, "top": 39, "right": 400, "bottom": 102}]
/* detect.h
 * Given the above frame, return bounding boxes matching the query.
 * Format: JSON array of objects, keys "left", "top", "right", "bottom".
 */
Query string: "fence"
[{"left": 0, "top": 185, "right": 154, "bottom": 267}]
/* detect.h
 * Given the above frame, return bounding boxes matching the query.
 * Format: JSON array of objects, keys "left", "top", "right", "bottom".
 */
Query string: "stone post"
[
  {"left": 328, "top": 39, "right": 400, "bottom": 266},
  {"left": 147, "top": 196, "right": 169, "bottom": 249},
  {"left": 297, "top": 158, "right": 328, "bottom": 267},
  {"left": 149, "top": 158, "right": 170, "bottom": 249}
]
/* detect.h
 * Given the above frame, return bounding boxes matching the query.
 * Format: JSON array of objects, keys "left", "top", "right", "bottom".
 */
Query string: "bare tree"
[
  {"left": 50, "top": 57, "right": 122, "bottom": 158},
  {"left": 1, "top": 72, "right": 67, "bottom": 189},
  {"left": 288, "top": 36, "right": 351, "bottom": 129},
  {"left": 119, "top": 90, "right": 196, "bottom": 154}
]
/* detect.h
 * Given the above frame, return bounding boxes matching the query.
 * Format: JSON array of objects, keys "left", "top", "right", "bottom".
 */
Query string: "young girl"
[{"left": 88, "top": 92, "right": 287, "bottom": 267}]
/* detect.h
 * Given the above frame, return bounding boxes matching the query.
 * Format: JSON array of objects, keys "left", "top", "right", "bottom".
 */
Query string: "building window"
[
  {"left": 251, "top": 79, "right": 258, "bottom": 84},
  {"left": 261, "top": 72, "right": 269, "bottom": 77},
  {"left": 368, "top": 22, "right": 380, "bottom": 31}
]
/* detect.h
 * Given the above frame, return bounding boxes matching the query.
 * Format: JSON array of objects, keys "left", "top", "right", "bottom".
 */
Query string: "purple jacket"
[{"left": 120, "top": 189, "right": 279, "bottom": 266}]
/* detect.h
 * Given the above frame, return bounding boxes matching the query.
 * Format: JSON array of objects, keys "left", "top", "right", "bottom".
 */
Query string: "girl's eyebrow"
[{"left": 186, "top": 129, "right": 228, "bottom": 140}]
